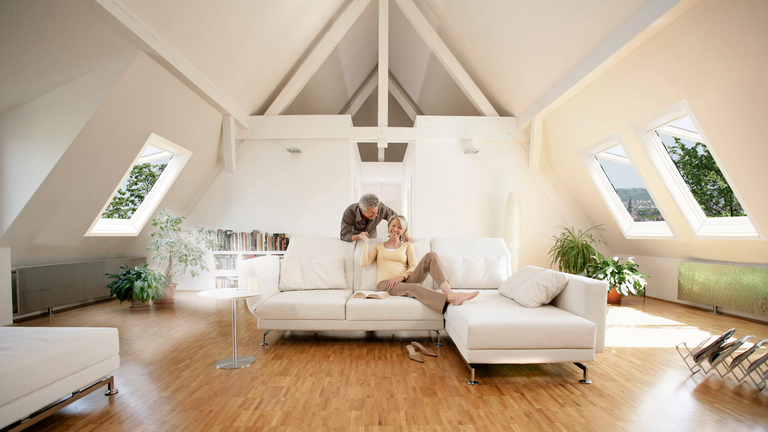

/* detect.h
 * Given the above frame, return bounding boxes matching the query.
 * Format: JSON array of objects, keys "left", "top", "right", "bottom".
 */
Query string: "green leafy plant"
[
  {"left": 584, "top": 255, "right": 648, "bottom": 296},
  {"left": 102, "top": 162, "right": 167, "bottom": 219},
  {"left": 547, "top": 225, "right": 605, "bottom": 274},
  {"left": 148, "top": 210, "right": 217, "bottom": 281},
  {"left": 106, "top": 264, "right": 169, "bottom": 304}
]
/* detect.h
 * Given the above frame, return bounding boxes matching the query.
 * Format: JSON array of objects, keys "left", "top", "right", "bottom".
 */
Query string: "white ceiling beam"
[
  {"left": 222, "top": 115, "right": 237, "bottom": 173},
  {"left": 518, "top": 0, "right": 700, "bottom": 127},
  {"left": 388, "top": 72, "right": 421, "bottom": 121},
  {"left": 393, "top": 0, "right": 498, "bottom": 117},
  {"left": 265, "top": 0, "right": 372, "bottom": 115},
  {"left": 341, "top": 66, "right": 379, "bottom": 115},
  {"left": 378, "top": 0, "right": 389, "bottom": 127},
  {"left": 79, "top": 0, "right": 250, "bottom": 128},
  {"left": 528, "top": 115, "right": 543, "bottom": 174},
  {"left": 237, "top": 115, "right": 516, "bottom": 141}
]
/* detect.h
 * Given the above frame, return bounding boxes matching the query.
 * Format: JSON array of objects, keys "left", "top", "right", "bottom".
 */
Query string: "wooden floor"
[{"left": 15, "top": 293, "right": 768, "bottom": 431}]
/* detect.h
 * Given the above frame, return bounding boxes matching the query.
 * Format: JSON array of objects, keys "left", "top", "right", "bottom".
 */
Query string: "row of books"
[
  {"left": 214, "top": 276, "right": 238, "bottom": 289},
  {"left": 214, "top": 254, "right": 237, "bottom": 271},
  {"left": 214, "top": 230, "right": 290, "bottom": 252}
]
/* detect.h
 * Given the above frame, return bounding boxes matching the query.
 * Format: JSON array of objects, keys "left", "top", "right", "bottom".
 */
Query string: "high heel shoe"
[
  {"left": 411, "top": 341, "right": 437, "bottom": 357},
  {"left": 406, "top": 345, "right": 424, "bottom": 363}
]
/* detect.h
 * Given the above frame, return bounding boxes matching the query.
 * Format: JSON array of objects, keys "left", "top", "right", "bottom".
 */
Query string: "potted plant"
[
  {"left": 584, "top": 255, "right": 648, "bottom": 305},
  {"left": 547, "top": 225, "right": 605, "bottom": 274},
  {"left": 106, "top": 264, "right": 169, "bottom": 310},
  {"left": 147, "top": 210, "right": 216, "bottom": 305}
]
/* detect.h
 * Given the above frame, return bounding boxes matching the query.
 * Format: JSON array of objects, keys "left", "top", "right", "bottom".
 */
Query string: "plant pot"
[
  {"left": 154, "top": 283, "right": 177, "bottom": 307},
  {"left": 607, "top": 287, "right": 622, "bottom": 305},
  {"left": 129, "top": 297, "right": 150, "bottom": 311}
]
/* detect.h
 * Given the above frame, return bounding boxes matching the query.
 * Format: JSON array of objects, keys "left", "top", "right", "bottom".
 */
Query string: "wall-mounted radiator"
[
  {"left": 13, "top": 257, "right": 146, "bottom": 315},
  {"left": 678, "top": 261, "right": 768, "bottom": 317}
]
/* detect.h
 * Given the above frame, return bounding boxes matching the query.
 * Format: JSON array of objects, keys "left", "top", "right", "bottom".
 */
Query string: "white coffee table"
[{"left": 198, "top": 288, "right": 259, "bottom": 370}]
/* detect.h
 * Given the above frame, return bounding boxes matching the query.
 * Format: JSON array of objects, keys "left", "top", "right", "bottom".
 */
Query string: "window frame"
[
  {"left": 579, "top": 134, "right": 675, "bottom": 239},
  {"left": 633, "top": 101, "right": 761, "bottom": 240},
  {"left": 85, "top": 133, "right": 191, "bottom": 237}
]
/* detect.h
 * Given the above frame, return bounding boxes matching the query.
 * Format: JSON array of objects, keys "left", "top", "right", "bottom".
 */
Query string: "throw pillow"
[
  {"left": 498, "top": 265, "right": 568, "bottom": 307},
  {"left": 440, "top": 256, "right": 507, "bottom": 289},
  {"left": 279, "top": 256, "right": 347, "bottom": 291}
]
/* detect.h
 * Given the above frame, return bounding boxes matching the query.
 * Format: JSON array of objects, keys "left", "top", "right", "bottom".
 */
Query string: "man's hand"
[
  {"left": 387, "top": 275, "right": 406, "bottom": 289},
  {"left": 351, "top": 232, "right": 370, "bottom": 242}
]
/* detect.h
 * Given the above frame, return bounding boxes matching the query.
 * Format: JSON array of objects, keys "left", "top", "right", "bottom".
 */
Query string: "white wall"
[
  {"left": 0, "top": 54, "right": 135, "bottom": 236},
  {"left": 0, "top": 247, "right": 11, "bottom": 326}
]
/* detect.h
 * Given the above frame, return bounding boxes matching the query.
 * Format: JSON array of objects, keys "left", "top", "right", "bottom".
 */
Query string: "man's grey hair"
[{"left": 359, "top": 194, "right": 380, "bottom": 211}]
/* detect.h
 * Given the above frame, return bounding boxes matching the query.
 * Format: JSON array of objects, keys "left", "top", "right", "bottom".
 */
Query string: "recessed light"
[{"left": 286, "top": 147, "right": 302, "bottom": 153}]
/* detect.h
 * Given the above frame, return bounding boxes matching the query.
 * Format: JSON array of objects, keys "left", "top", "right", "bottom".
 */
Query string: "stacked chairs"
[{"left": 676, "top": 328, "right": 768, "bottom": 391}]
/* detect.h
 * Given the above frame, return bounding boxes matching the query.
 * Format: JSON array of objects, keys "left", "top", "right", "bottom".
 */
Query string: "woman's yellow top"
[{"left": 360, "top": 241, "right": 417, "bottom": 284}]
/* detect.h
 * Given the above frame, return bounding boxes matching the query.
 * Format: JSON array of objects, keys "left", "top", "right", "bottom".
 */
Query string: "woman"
[{"left": 360, "top": 215, "right": 478, "bottom": 313}]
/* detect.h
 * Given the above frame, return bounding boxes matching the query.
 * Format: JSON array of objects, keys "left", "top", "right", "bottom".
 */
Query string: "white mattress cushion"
[
  {"left": 499, "top": 265, "right": 568, "bottom": 307},
  {"left": 431, "top": 238, "right": 511, "bottom": 289},
  {"left": 440, "top": 256, "right": 507, "bottom": 289},
  {"left": 279, "top": 256, "right": 347, "bottom": 291},
  {"left": 346, "top": 296, "right": 444, "bottom": 321},
  {"left": 444, "top": 290, "right": 596, "bottom": 350},
  {"left": 0, "top": 327, "right": 120, "bottom": 408},
  {"left": 285, "top": 237, "right": 355, "bottom": 289},
  {"left": 257, "top": 290, "right": 351, "bottom": 320}
]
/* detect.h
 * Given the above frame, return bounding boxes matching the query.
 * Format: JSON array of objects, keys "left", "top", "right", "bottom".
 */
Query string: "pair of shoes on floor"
[{"left": 406, "top": 341, "right": 438, "bottom": 363}]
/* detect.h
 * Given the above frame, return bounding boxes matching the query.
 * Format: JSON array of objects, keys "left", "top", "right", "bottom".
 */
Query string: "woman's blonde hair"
[{"left": 387, "top": 215, "right": 409, "bottom": 241}]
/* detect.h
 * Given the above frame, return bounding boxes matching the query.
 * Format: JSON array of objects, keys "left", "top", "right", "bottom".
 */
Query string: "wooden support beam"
[
  {"left": 341, "top": 66, "right": 379, "bottom": 115},
  {"left": 222, "top": 115, "right": 237, "bottom": 173},
  {"left": 378, "top": 0, "right": 389, "bottom": 127},
  {"left": 518, "top": 0, "right": 698, "bottom": 127},
  {"left": 529, "top": 115, "right": 543, "bottom": 174},
  {"left": 79, "top": 0, "right": 250, "bottom": 128},
  {"left": 265, "top": 0, "right": 372, "bottom": 115},
  {"left": 388, "top": 72, "right": 420, "bottom": 121},
  {"left": 237, "top": 115, "right": 516, "bottom": 141},
  {"left": 393, "top": 0, "right": 497, "bottom": 117}
]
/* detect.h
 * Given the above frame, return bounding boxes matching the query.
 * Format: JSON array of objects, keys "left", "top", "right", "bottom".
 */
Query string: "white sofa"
[
  {"left": 243, "top": 237, "right": 607, "bottom": 384},
  {"left": 0, "top": 327, "right": 120, "bottom": 430}
]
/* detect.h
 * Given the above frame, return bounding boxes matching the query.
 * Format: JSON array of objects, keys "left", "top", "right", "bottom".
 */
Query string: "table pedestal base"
[{"left": 215, "top": 356, "right": 255, "bottom": 370}]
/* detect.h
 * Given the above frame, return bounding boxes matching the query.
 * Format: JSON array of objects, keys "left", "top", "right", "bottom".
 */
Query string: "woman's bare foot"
[{"left": 447, "top": 291, "right": 479, "bottom": 306}]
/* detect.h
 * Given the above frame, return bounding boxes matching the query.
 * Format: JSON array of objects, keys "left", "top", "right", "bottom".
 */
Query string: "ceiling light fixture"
[
  {"left": 286, "top": 147, "right": 302, "bottom": 153},
  {"left": 461, "top": 140, "right": 479, "bottom": 154}
]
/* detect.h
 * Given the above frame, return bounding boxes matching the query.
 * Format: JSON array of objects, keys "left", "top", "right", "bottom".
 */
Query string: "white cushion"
[
  {"left": 257, "top": 290, "right": 351, "bottom": 320},
  {"left": 0, "top": 327, "right": 120, "bottom": 408},
  {"left": 440, "top": 256, "right": 507, "bottom": 289},
  {"left": 285, "top": 237, "right": 355, "bottom": 289},
  {"left": 444, "top": 290, "right": 596, "bottom": 350},
  {"left": 499, "top": 265, "right": 568, "bottom": 307},
  {"left": 431, "top": 238, "right": 511, "bottom": 288},
  {"left": 279, "top": 256, "right": 346, "bottom": 291},
  {"left": 346, "top": 296, "right": 443, "bottom": 321}
]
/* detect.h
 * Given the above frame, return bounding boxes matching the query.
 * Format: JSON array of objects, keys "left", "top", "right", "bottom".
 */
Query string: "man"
[{"left": 340, "top": 194, "right": 411, "bottom": 242}]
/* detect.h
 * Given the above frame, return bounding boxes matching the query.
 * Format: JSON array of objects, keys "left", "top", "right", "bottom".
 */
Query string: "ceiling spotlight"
[
  {"left": 461, "top": 140, "right": 479, "bottom": 154},
  {"left": 286, "top": 147, "right": 302, "bottom": 154}
]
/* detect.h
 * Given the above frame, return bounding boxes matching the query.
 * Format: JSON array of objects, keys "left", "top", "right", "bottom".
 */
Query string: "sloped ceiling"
[{"left": 0, "top": 0, "right": 137, "bottom": 116}]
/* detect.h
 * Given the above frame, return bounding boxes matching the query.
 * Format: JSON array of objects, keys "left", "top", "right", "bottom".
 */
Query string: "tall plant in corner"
[
  {"left": 547, "top": 225, "right": 605, "bottom": 274},
  {"left": 147, "top": 210, "right": 217, "bottom": 304}
]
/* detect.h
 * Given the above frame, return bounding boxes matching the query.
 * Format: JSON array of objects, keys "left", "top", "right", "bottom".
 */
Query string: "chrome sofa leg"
[
  {"left": 574, "top": 362, "right": 592, "bottom": 385},
  {"left": 260, "top": 330, "right": 272, "bottom": 346},
  {"left": 434, "top": 330, "right": 443, "bottom": 347},
  {"left": 104, "top": 375, "right": 118, "bottom": 396},
  {"left": 467, "top": 365, "right": 478, "bottom": 386}
]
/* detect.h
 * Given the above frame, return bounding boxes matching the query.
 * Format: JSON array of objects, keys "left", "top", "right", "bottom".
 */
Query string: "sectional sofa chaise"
[{"left": 242, "top": 237, "right": 607, "bottom": 384}]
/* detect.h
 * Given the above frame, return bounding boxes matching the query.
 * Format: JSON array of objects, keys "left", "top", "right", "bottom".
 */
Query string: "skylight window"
[
  {"left": 581, "top": 135, "right": 673, "bottom": 238},
  {"left": 634, "top": 102, "right": 760, "bottom": 239},
  {"left": 86, "top": 134, "right": 191, "bottom": 236}
]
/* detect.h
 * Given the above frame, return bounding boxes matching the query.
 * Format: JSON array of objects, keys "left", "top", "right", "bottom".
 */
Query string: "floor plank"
[{"left": 15, "top": 293, "right": 768, "bottom": 431}]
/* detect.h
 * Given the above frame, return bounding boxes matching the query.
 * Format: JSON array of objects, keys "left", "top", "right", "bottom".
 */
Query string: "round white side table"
[{"left": 198, "top": 288, "right": 259, "bottom": 370}]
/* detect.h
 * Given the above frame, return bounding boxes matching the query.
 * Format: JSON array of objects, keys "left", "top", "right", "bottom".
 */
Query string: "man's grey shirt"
[{"left": 340, "top": 203, "right": 397, "bottom": 242}]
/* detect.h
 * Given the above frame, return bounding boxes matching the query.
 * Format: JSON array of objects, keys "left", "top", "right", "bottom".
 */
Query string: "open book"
[{"left": 353, "top": 290, "right": 390, "bottom": 300}]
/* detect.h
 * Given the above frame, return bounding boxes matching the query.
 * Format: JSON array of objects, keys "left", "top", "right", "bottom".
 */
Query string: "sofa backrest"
[
  {"left": 283, "top": 237, "right": 355, "bottom": 290},
  {"left": 352, "top": 238, "right": 432, "bottom": 291},
  {"left": 430, "top": 237, "right": 511, "bottom": 289}
]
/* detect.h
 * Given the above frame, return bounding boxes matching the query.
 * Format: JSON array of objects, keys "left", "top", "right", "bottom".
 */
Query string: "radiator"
[
  {"left": 14, "top": 257, "right": 146, "bottom": 315},
  {"left": 678, "top": 261, "right": 768, "bottom": 317}
]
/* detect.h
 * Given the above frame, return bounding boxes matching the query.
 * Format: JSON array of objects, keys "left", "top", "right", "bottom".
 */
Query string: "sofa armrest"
[
  {"left": 551, "top": 273, "right": 608, "bottom": 353},
  {"left": 240, "top": 256, "right": 280, "bottom": 316}
]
